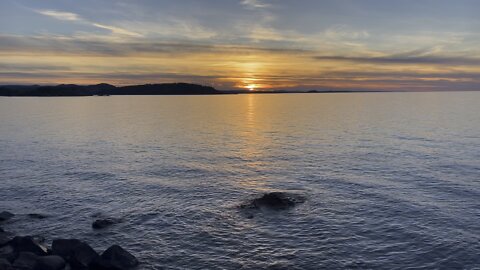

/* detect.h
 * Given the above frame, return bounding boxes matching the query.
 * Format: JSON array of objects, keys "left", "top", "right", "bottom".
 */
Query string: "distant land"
[
  {"left": 0, "top": 83, "right": 221, "bottom": 96},
  {"left": 0, "top": 83, "right": 386, "bottom": 97}
]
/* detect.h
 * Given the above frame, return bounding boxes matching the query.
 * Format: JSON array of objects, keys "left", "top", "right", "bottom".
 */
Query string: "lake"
[{"left": 0, "top": 92, "right": 479, "bottom": 269}]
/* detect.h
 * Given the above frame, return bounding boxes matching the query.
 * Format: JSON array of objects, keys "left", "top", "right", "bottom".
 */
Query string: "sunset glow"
[
  {"left": 1, "top": 0, "right": 479, "bottom": 91},
  {"left": 246, "top": 84, "right": 257, "bottom": 91}
]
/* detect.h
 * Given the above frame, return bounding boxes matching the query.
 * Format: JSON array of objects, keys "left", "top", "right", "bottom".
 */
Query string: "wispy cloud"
[
  {"left": 0, "top": 34, "right": 308, "bottom": 56},
  {"left": 241, "top": 0, "right": 270, "bottom": 9},
  {"left": 324, "top": 25, "right": 370, "bottom": 40},
  {"left": 34, "top": 9, "right": 142, "bottom": 37},
  {"left": 92, "top": 23, "right": 142, "bottom": 37},
  {"left": 35, "top": 9, "right": 81, "bottom": 21},
  {"left": 314, "top": 55, "right": 480, "bottom": 66}
]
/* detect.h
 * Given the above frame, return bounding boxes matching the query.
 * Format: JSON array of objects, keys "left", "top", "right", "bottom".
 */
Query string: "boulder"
[
  {"left": 9, "top": 236, "right": 48, "bottom": 256},
  {"left": 0, "top": 258, "right": 12, "bottom": 270},
  {"left": 91, "top": 245, "right": 138, "bottom": 270},
  {"left": 33, "top": 256, "right": 66, "bottom": 270},
  {"left": 0, "top": 212, "right": 14, "bottom": 222},
  {"left": 12, "top": 252, "right": 39, "bottom": 270},
  {"left": 241, "top": 192, "right": 305, "bottom": 210},
  {"left": 51, "top": 239, "right": 98, "bottom": 269},
  {"left": 0, "top": 233, "right": 12, "bottom": 247},
  {"left": 0, "top": 245, "right": 15, "bottom": 263},
  {"left": 92, "top": 219, "right": 119, "bottom": 230}
]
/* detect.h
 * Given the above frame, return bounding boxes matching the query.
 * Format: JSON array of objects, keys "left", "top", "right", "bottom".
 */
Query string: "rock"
[
  {"left": 0, "top": 233, "right": 12, "bottom": 247},
  {"left": 92, "top": 219, "right": 119, "bottom": 230},
  {"left": 51, "top": 239, "right": 79, "bottom": 260},
  {"left": 51, "top": 239, "right": 98, "bottom": 269},
  {"left": 241, "top": 192, "right": 305, "bottom": 210},
  {"left": 27, "top": 214, "right": 48, "bottom": 220},
  {"left": 0, "top": 212, "right": 14, "bottom": 222},
  {"left": 91, "top": 245, "right": 138, "bottom": 270},
  {"left": 33, "top": 256, "right": 66, "bottom": 270},
  {"left": 0, "top": 258, "right": 13, "bottom": 270},
  {"left": 0, "top": 245, "right": 15, "bottom": 263},
  {"left": 12, "top": 252, "right": 39, "bottom": 270},
  {"left": 9, "top": 236, "right": 48, "bottom": 256},
  {"left": 0, "top": 228, "right": 4, "bottom": 233}
]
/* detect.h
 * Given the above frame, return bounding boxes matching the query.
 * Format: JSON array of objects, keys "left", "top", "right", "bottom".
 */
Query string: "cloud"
[
  {"left": 324, "top": 25, "right": 370, "bottom": 40},
  {"left": 314, "top": 54, "right": 480, "bottom": 66},
  {"left": 92, "top": 23, "right": 142, "bottom": 37},
  {"left": 0, "top": 34, "right": 308, "bottom": 57},
  {"left": 35, "top": 9, "right": 81, "bottom": 21},
  {"left": 0, "top": 63, "right": 71, "bottom": 72},
  {"left": 241, "top": 0, "right": 270, "bottom": 9},
  {"left": 34, "top": 9, "right": 142, "bottom": 37}
]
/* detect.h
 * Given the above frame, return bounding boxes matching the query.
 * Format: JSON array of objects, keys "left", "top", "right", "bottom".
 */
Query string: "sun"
[{"left": 246, "top": 84, "right": 257, "bottom": 91}]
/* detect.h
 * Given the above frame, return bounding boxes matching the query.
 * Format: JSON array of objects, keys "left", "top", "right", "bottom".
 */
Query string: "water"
[{"left": 0, "top": 92, "right": 479, "bottom": 269}]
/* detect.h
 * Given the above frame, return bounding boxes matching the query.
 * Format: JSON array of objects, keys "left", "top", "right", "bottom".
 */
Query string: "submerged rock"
[
  {"left": 0, "top": 212, "right": 14, "bottom": 222},
  {"left": 241, "top": 192, "right": 305, "bottom": 210},
  {"left": 27, "top": 214, "right": 48, "bottom": 220},
  {"left": 33, "top": 256, "right": 65, "bottom": 270},
  {"left": 91, "top": 245, "right": 139, "bottom": 270},
  {"left": 92, "top": 219, "right": 120, "bottom": 230},
  {"left": 51, "top": 239, "right": 99, "bottom": 269},
  {"left": 9, "top": 236, "right": 48, "bottom": 256}
]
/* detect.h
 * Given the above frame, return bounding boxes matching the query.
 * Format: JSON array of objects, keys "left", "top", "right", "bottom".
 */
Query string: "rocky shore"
[
  {"left": 0, "top": 192, "right": 305, "bottom": 270},
  {"left": 0, "top": 211, "right": 138, "bottom": 270}
]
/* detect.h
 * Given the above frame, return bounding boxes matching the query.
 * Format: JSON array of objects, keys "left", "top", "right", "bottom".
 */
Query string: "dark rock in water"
[
  {"left": 91, "top": 245, "right": 139, "bottom": 270},
  {"left": 27, "top": 214, "right": 48, "bottom": 220},
  {"left": 0, "top": 228, "right": 4, "bottom": 233},
  {"left": 0, "top": 258, "right": 13, "bottom": 270},
  {"left": 51, "top": 239, "right": 99, "bottom": 269},
  {"left": 33, "top": 256, "right": 65, "bottom": 270},
  {"left": 9, "top": 236, "right": 48, "bottom": 256},
  {"left": 12, "top": 252, "right": 39, "bottom": 270},
  {"left": 242, "top": 192, "right": 305, "bottom": 210},
  {"left": 0, "top": 246, "right": 15, "bottom": 263},
  {"left": 0, "top": 212, "right": 14, "bottom": 222},
  {"left": 0, "top": 233, "right": 12, "bottom": 247},
  {"left": 92, "top": 219, "right": 120, "bottom": 230}
]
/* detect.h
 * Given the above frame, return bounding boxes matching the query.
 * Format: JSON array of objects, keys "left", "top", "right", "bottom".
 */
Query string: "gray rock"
[
  {"left": 12, "top": 252, "right": 39, "bottom": 270},
  {"left": 0, "top": 245, "right": 15, "bottom": 263},
  {"left": 9, "top": 236, "right": 48, "bottom": 256},
  {"left": 51, "top": 239, "right": 98, "bottom": 269},
  {"left": 241, "top": 192, "right": 305, "bottom": 210},
  {"left": 91, "top": 245, "right": 138, "bottom": 270},
  {"left": 92, "top": 219, "right": 119, "bottom": 230},
  {"left": 33, "top": 256, "right": 66, "bottom": 270},
  {"left": 0, "top": 258, "right": 12, "bottom": 270},
  {"left": 0, "top": 212, "right": 14, "bottom": 222}
]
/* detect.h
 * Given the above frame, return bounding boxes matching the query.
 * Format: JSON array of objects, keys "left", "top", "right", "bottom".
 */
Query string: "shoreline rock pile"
[{"left": 0, "top": 211, "right": 139, "bottom": 270}]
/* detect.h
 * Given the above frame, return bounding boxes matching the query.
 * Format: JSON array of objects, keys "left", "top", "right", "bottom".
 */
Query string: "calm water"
[{"left": 0, "top": 92, "right": 479, "bottom": 270}]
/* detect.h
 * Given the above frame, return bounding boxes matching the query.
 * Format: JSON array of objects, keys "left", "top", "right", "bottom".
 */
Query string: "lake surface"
[{"left": 0, "top": 92, "right": 479, "bottom": 270}]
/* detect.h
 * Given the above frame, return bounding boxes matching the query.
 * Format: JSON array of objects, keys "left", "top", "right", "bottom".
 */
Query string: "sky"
[{"left": 1, "top": 0, "right": 479, "bottom": 91}]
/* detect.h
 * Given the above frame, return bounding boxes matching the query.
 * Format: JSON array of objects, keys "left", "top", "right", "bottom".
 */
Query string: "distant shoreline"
[{"left": 0, "top": 83, "right": 477, "bottom": 97}]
